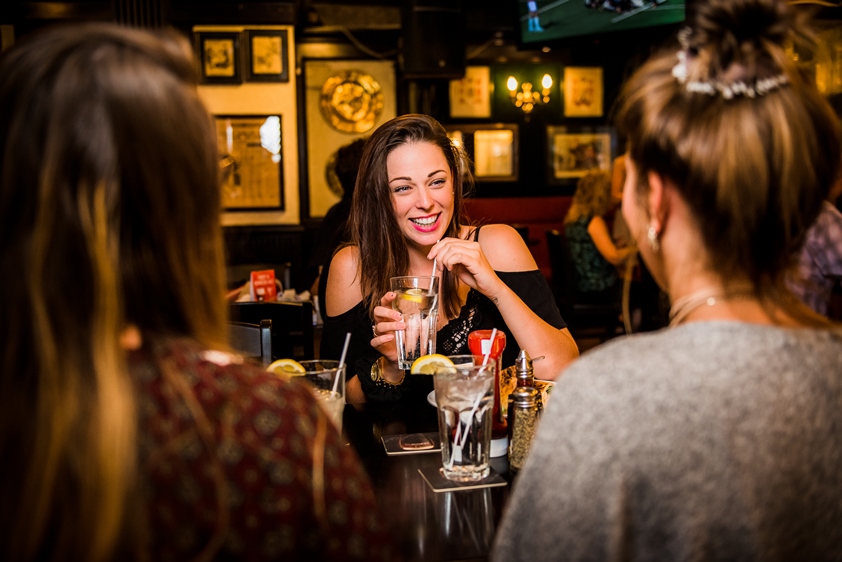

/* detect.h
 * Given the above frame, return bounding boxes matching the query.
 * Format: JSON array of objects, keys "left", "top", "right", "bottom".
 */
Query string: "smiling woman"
[{"left": 319, "top": 114, "right": 580, "bottom": 404}]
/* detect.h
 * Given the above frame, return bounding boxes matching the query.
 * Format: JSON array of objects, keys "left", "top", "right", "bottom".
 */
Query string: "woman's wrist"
[{"left": 370, "top": 356, "right": 406, "bottom": 388}]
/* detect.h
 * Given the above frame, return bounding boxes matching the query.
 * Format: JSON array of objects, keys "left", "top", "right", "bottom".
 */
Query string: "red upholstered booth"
[{"left": 464, "top": 196, "right": 573, "bottom": 282}]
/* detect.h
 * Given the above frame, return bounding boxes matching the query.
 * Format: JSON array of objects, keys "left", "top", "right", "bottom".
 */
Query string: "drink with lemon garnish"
[
  {"left": 269, "top": 359, "right": 345, "bottom": 431},
  {"left": 390, "top": 276, "right": 440, "bottom": 370}
]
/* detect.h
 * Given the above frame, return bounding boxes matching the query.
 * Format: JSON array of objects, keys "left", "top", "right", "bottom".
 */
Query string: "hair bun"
[{"left": 691, "top": 0, "right": 794, "bottom": 76}]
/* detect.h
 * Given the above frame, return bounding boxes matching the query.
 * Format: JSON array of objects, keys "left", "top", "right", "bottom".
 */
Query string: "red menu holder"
[
  {"left": 468, "top": 329, "right": 508, "bottom": 457},
  {"left": 249, "top": 269, "right": 277, "bottom": 302}
]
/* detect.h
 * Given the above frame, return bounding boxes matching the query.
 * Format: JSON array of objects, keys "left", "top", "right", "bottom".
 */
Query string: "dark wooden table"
[{"left": 343, "top": 398, "right": 511, "bottom": 562}]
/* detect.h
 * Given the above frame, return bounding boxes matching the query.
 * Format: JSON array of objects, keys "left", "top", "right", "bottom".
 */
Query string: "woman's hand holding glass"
[{"left": 371, "top": 291, "right": 407, "bottom": 383}]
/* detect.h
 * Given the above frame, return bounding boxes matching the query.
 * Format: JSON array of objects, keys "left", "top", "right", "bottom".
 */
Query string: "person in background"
[
  {"left": 788, "top": 174, "right": 842, "bottom": 318},
  {"left": 321, "top": 114, "right": 578, "bottom": 403},
  {"left": 564, "top": 171, "right": 634, "bottom": 303},
  {"left": 0, "top": 23, "right": 390, "bottom": 562},
  {"left": 308, "top": 137, "right": 367, "bottom": 316},
  {"left": 494, "top": 0, "right": 842, "bottom": 559}
]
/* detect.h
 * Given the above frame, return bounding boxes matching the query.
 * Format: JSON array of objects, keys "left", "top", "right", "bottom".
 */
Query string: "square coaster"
[
  {"left": 418, "top": 465, "right": 507, "bottom": 493},
  {"left": 381, "top": 432, "right": 441, "bottom": 455}
]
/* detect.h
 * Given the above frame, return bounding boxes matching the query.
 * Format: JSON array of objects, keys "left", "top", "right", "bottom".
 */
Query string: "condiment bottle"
[
  {"left": 467, "top": 329, "right": 508, "bottom": 447},
  {"left": 508, "top": 384, "right": 539, "bottom": 473}
]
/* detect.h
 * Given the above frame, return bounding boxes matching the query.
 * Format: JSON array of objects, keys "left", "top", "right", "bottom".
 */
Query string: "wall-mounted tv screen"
[{"left": 519, "top": 0, "right": 686, "bottom": 44}]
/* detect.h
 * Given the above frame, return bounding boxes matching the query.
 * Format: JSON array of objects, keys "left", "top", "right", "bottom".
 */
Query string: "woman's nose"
[{"left": 415, "top": 186, "right": 433, "bottom": 208}]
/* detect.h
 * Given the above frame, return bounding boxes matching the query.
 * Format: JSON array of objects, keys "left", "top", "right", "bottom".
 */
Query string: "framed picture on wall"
[
  {"left": 444, "top": 123, "right": 518, "bottom": 182},
  {"left": 547, "top": 126, "right": 612, "bottom": 183},
  {"left": 196, "top": 32, "right": 241, "bottom": 85},
  {"left": 449, "top": 66, "right": 492, "bottom": 118},
  {"left": 563, "top": 67, "right": 603, "bottom": 117},
  {"left": 245, "top": 30, "right": 289, "bottom": 82},
  {"left": 216, "top": 115, "right": 284, "bottom": 211}
]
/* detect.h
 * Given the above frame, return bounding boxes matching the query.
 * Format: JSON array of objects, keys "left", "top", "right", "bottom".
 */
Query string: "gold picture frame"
[
  {"left": 563, "top": 67, "right": 603, "bottom": 118},
  {"left": 245, "top": 30, "right": 289, "bottom": 83},
  {"left": 216, "top": 115, "right": 284, "bottom": 211},
  {"left": 547, "top": 126, "right": 612, "bottom": 183},
  {"left": 196, "top": 32, "right": 241, "bottom": 85}
]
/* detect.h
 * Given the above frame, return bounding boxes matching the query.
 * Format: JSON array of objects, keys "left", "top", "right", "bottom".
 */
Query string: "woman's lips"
[{"left": 410, "top": 213, "right": 440, "bottom": 232}]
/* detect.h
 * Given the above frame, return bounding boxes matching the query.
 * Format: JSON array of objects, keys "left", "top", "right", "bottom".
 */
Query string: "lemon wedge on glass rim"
[
  {"left": 410, "top": 354, "right": 454, "bottom": 375},
  {"left": 267, "top": 358, "right": 306, "bottom": 376}
]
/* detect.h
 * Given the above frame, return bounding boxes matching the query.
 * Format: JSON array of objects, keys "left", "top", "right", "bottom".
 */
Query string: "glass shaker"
[{"left": 508, "top": 349, "right": 539, "bottom": 473}]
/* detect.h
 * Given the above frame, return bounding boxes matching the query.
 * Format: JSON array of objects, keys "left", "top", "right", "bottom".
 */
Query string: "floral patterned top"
[
  {"left": 566, "top": 216, "right": 618, "bottom": 294},
  {"left": 128, "top": 337, "right": 392, "bottom": 561}
]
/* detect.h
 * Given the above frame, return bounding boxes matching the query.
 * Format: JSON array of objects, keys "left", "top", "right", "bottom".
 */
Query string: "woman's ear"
[{"left": 646, "top": 170, "right": 670, "bottom": 234}]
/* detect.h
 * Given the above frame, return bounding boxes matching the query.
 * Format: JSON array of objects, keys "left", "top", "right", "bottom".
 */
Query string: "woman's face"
[{"left": 387, "top": 141, "right": 454, "bottom": 250}]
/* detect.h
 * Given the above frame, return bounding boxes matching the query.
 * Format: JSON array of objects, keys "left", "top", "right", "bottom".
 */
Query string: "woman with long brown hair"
[
  {"left": 0, "top": 23, "right": 389, "bottom": 561},
  {"left": 495, "top": 0, "right": 842, "bottom": 558},
  {"left": 321, "top": 114, "right": 579, "bottom": 403}
]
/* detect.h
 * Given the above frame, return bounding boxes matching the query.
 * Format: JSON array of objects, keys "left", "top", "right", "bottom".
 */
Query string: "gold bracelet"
[{"left": 370, "top": 357, "right": 405, "bottom": 388}]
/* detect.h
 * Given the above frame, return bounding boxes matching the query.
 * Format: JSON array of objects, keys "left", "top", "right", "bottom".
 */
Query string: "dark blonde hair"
[
  {"left": 616, "top": 0, "right": 841, "bottom": 312},
  {"left": 349, "top": 114, "right": 473, "bottom": 320},
  {"left": 0, "top": 23, "right": 227, "bottom": 560},
  {"left": 565, "top": 171, "right": 613, "bottom": 224}
]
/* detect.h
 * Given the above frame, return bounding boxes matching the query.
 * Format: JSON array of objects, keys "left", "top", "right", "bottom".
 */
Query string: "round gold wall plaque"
[{"left": 320, "top": 71, "right": 384, "bottom": 134}]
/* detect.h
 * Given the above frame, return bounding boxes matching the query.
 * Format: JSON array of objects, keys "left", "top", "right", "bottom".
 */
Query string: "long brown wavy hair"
[
  {"left": 615, "top": 0, "right": 841, "bottom": 323},
  {"left": 0, "top": 23, "right": 227, "bottom": 560},
  {"left": 348, "top": 114, "right": 474, "bottom": 320}
]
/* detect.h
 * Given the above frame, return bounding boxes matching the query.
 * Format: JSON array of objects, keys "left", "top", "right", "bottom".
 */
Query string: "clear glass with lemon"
[
  {"left": 390, "top": 276, "right": 440, "bottom": 370},
  {"left": 268, "top": 358, "right": 345, "bottom": 431}
]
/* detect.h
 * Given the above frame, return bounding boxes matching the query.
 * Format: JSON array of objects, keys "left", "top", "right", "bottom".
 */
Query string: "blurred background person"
[
  {"left": 564, "top": 170, "right": 634, "bottom": 304},
  {"left": 308, "top": 137, "right": 367, "bottom": 317},
  {"left": 495, "top": 0, "right": 842, "bottom": 559},
  {"left": 0, "top": 23, "right": 389, "bottom": 562}
]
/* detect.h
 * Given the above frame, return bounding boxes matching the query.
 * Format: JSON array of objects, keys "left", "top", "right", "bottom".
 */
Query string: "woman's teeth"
[{"left": 411, "top": 216, "right": 437, "bottom": 226}]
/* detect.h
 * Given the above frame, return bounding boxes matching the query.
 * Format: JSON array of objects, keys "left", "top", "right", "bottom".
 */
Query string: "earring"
[{"left": 647, "top": 225, "right": 660, "bottom": 252}]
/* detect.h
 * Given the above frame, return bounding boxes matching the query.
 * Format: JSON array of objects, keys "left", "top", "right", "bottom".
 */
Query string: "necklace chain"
[{"left": 669, "top": 285, "right": 754, "bottom": 327}]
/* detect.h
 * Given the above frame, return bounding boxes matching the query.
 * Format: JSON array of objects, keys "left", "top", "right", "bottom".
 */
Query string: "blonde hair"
[
  {"left": 565, "top": 171, "right": 613, "bottom": 224},
  {"left": 616, "top": 0, "right": 841, "bottom": 318},
  {"left": 0, "top": 23, "right": 227, "bottom": 560}
]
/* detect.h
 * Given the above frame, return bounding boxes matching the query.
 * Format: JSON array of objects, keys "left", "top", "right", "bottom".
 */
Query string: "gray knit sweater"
[{"left": 493, "top": 322, "right": 842, "bottom": 561}]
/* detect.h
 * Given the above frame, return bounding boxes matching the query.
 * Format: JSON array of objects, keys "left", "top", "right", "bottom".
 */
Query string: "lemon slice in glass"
[
  {"left": 410, "top": 354, "right": 454, "bottom": 375},
  {"left": 267, "top": 358, "right": 306, "bottom": 377},
  {"left": 399, "top": 288, "right": 426, "bottom": 303}
]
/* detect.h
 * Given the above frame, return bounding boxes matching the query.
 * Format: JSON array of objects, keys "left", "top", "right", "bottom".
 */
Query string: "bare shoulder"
[
  {"left": 476, "top": 223, "right": 538, "bottom": 272},
  {"left": 325, "top": 246, "right": 363, "bottom": 316}
]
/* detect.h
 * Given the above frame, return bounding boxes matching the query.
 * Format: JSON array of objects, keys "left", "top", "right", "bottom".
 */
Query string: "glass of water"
[
  {"left": 298, "top": 360, "right": 345, "bottom": 432},
  {"left": 433, "top": 355, "right": 495, "bottom": 482},
  {"left": 390, "top": 276, "right": 440, "bottom": 370}
]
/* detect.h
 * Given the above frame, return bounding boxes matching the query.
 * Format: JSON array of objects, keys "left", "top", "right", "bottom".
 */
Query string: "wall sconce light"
[{"left": 507, "top": 73, "right": 553, "bottom": 114}]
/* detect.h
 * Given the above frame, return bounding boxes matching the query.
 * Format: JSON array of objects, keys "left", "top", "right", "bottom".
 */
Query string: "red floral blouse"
[{"left": 128, "top": 338, "right": 392, "bottom": 561}]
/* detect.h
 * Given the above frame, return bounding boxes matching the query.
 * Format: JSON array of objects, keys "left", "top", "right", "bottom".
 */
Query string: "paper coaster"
[
  {"left": 418, "top": 465, "right": 507, "bottom": 493},
  {"left": 381, "top": 432, "right": 441, "bottom": 455}
]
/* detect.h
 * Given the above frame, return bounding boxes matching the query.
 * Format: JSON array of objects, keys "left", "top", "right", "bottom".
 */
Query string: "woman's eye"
[
  {"left": 392, "top": 185, "right": 410, "bottom": 193},
  {"left": 430, "top": 178, "right": 446, "bottom": 187}
]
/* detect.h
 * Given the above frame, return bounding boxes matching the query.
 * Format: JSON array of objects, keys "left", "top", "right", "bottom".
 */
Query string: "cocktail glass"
[
  {"left": 298, "top": 359, "right": 345, "bottom": 432},
  {"left": 433, "top": 355, "right": 495, "bottom": 482},
  {"left": 390, "top": 276, "right": 440, "bottom": 370}
]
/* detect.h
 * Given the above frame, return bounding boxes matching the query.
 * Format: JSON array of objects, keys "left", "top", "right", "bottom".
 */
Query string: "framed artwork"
[
  {"left": 449, "top": 66, "right": 492, "bottom": 118},
  {"left": 196, "top": 32, "right": 241, "bottom": 85},
  {"left": 303, "top": 59, "right": 396, "bottom": 219},
  {"left": 444, "top": 123, "right": 518, "bottom": 182},
  {"left": 216, "top": 115, "right": 284, "bottom": 211},
  {"left": 563, "top": 67, "right": 603, "bottom": 117},
  {"left": 547, "top": 126, "right": 612, "bottom": 183},
  {"left": 245, "top": 30, "right": 289, "bottom": 82}
]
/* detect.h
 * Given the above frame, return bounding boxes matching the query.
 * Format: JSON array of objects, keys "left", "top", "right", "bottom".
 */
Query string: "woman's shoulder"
[
  {"left": 473, "top": 223, "right": 538, "bottom": 272},
  {"left": 325, "top": 245, "right": 363, "bottom": 316}
]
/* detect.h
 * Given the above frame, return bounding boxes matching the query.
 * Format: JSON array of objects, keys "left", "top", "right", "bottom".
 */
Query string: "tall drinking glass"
[
  {"left": 390, "top": 276, "right": 440, "bottom": 370},
  {"left": 297, "top": 360, "right": 345, "bottom": 432},
  {"left": 433, "top": 355, "right": 495, "bottom": 482}
]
